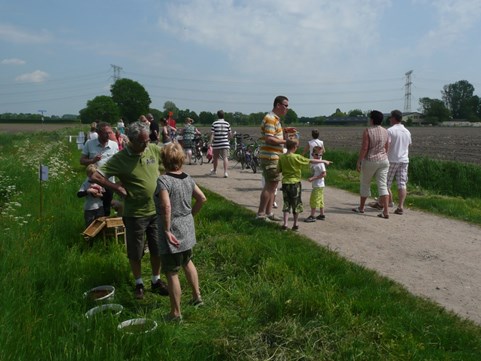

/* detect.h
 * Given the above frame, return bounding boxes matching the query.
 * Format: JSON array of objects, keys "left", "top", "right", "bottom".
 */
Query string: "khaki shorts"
[
  {"left": 213, "top": 148, "right": 229, "bottom": 159},
  {"left": 260, "top": 159, "right": 281, "bottom": 182}
]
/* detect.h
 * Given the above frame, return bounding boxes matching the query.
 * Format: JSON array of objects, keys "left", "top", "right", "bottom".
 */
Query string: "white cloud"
[
  {"left": 0, "top": 24, "right": 51, "bottom": 44},
  {"left": 15, "top": 70, "right": 49, "bottom": 83},
  {"left": 416, "top": 0, "right": 481, "bottom": 53},
  {"left": 157, "top": 0, "right": 391, "bottom": 76},
  {"left": 1, "top": 58, "right": 26, "bottom": 65}
]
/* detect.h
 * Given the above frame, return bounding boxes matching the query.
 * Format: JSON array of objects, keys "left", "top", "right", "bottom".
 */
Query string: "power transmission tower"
[
  {"left": 111, "top": 64, "right": 123, "bottom": 82},
  {"left": 404, "top": 70, "right": 413, "bottom": 113}
]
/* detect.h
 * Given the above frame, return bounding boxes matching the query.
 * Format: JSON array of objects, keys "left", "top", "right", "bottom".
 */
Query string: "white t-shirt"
[
  {"left": 387, "top": 124, "right": 411, "bottom": 163},
  {"left": 311, "top": 162, "right": 326, "bottom": 188},
  {"left": 308, "top": 139, "right": 324, "bottom": 159}
]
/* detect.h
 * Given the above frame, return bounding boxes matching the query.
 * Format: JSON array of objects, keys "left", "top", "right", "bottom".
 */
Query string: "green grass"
[
  {"left": 310, "top": 149, "right": 481, "bottom": 225},
  {"left": 1, "top": 129, "right": 481, "bottom": 360}
]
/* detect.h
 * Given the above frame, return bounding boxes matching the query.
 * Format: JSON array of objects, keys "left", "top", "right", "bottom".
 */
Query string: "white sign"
[{"left": 39, "top": 165, "right": 48, "bottom": 181}]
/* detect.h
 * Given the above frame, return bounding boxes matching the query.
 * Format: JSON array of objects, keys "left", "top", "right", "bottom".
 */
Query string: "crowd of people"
[{"left": 77, "top": 97, "right": 411, "bottom": 321}]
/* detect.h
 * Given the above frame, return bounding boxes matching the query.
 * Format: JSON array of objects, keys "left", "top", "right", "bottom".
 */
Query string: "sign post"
[{"left": 39, "top": 164, "right": 48, "bottom": 219}]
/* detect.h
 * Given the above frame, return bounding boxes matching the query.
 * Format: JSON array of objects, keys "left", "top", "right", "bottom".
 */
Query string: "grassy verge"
[
  {"left": 1, "top": 129, "right": 481, "bottom": 360},
  {"left": 313, "top": 150, "right": 481, "bottom": 225}
]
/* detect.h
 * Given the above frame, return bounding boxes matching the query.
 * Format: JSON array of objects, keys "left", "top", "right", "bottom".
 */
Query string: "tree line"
[
  {"left": 419, "top": 80, "right": 481, "bottom": 124},
  {"left": 1, "top": 78, "right": 479, "bottom": 126}
]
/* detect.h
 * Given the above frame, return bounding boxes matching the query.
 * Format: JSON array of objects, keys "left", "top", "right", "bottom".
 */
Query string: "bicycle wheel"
[
  {"left": 240, "top": 150, "right": 246, "bottom": 170},
  {"left": 251, "top": 159, "right": 257, "bottom": 173}
]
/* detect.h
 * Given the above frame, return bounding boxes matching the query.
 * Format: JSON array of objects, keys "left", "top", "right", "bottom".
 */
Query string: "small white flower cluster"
[
  {"left": 0, "top": 172, "right": 29, "bottom": 225},
  {"left": 15, "top": 139, "right": 75, "bottom": 181}
]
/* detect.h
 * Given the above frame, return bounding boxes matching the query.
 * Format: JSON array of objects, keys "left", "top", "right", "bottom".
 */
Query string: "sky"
[{"left": 1, "top": 0, "right": 481, "bottom": 118}]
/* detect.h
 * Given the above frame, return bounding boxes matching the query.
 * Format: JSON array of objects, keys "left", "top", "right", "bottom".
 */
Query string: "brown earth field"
[
  {"left": 228, "top": 126, "right": 481, "bottom": 166},
  {"left": 2, "top": 123, "right": 480, "bottom": 165}
]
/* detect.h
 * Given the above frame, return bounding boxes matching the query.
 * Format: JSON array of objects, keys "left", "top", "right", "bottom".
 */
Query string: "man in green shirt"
[{"left": 91, "top": 121, "right": 168, "bottom": 300}]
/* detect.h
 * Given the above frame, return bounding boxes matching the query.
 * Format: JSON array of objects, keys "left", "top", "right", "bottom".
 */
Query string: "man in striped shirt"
[
  {"left": 256, "top": 95, "right": 289, "bottom": 221},
  {"left": 209, "top": 110, "right": 232, "bottom": 178}
]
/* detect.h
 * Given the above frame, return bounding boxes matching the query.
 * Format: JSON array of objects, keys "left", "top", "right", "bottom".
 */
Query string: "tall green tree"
[
  {"left": 419, "top": 97, "right": 451, "bottom": 124},
  {"left": 348, "top": 109, "right": 363, "bottom": 117},
  {"left": 473, "top": 95, "right": 481, "bottom": 121},
  {"left": 248, "top": 112, "right": 265, "bottom": 126},
  {"left": 111, "top": 78, "right": 151, "bottom": 123},
  {"left": 198, "top": 111, "right": 215, "bottom": 125},
  {"left": 442, "top": 80, "right": 475, "bottom": 119},
  {"left": 163, "top": 101, "right": 180, "bottom": 119},
  {"left": 331, "top": 108, "right": 346, "bottom": 117},
  {"left": 229, "top": 111, "right": 249, "bottom": 126},
  {"left": 148, "top": 108, "right": 163, "bottom": 122},
  {"left": 177, "top": 109, "right": 199, "bottom": 123},
  {"left": 79, "top": 95, "right": 120, "bottom": 125},
  {"left": 283, "top": 108, "right": 298, "bottom": 124}
]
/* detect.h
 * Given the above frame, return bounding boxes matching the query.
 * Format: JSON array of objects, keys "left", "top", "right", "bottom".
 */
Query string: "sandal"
[
  {"left": 368, "top": 201, "right": 383, "bottom": 210},
  {"left": 377, "top": 213, "right": 389, "bottom": 219},
  {"left": 351, "top": 207, "right": 365, "bottom": 214},
  {"left": 394, "top": 208, "right": 403, "bottom": 215}
]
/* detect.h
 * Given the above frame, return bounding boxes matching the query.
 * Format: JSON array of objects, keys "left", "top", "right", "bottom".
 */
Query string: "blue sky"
[{"left": 1, "top": 0, "right": 480, "bottom": 118}]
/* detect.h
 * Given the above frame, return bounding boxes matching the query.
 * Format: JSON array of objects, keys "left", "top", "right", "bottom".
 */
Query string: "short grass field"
[{"left": 1, "top": 127, "right": 481, "bottom": 360}]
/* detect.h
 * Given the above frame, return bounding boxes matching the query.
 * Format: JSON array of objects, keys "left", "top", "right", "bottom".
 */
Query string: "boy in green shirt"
[{"left": 278, "top": 139, "right": 331, "bottom": 231}]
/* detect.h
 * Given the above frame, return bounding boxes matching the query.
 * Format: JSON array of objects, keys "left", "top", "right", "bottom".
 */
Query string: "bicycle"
[
  {"left": 245, "top": 140, "right": 260, "bottom": 173},
  {"left": 231, "top": 133, "right": 251, "bottom": 170},
  {"left": 191, "top": 134, "right": 204, "bottom": 165}
]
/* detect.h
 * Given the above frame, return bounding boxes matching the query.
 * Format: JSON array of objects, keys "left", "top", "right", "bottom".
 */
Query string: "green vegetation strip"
[{"left": 1, "top": 129, "right": 481, "bottom": 360}]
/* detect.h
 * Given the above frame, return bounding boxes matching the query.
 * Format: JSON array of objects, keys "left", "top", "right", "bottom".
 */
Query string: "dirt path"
[{"left": 186, "top": 161, "right": 481, "bottom": 326}]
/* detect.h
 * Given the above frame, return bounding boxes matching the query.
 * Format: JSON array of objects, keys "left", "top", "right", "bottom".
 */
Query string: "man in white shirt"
[
  {"left": 386, "top": 110, "right": 412, "bottom": 215},
  {"left": 80, "top": 122, "right": 119, "bottom": 216}
]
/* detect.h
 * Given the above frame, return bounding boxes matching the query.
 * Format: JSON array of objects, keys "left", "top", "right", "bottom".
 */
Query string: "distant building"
[
  {"left": 324, "top": 116, "right": 368, "bottom": 126},
  {"left": 62, "top": 114, "right": 79, "bottom": 121},
  {"left": 402, "top": 112, "right": 424, "bottom": 125}
]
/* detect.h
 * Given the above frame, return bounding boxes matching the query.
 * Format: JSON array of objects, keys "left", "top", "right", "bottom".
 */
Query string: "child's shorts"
[
  {"left": 309, "top": 187, "right": 325, "bottom": 209},
  {"left": 282, "top": 182, "right": 303, "bottom": 214}
]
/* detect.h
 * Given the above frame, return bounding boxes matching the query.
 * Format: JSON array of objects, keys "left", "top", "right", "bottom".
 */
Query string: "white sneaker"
[
  {"left": 209, "top": 169, "right": 216, "bottom": 175},
  {"left": 267, "top": 213, "right": 282, "bottom": 221},
  {"left": 255, "top": 214, "right": 273, "bottom": 222},
  {"left": 273, "top": 202, "right": 278, "bottom": 208},
  {"left": 224, "top": 172, "right": 228, "bottom": 178}
]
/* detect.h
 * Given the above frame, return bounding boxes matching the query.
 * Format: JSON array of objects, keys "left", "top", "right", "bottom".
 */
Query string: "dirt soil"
[
  {"left": 229, "top": 126, "right": 481, "bottom": 166},
  {"left": 186, "top": 161, "right": 481, "bottom": 326}
]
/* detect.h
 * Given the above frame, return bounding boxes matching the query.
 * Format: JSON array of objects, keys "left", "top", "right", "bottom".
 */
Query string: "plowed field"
[
  {"left": 2, "top": 123, "right": 480, "bottom": 165},
  {"left": 232, "top": 126, "right": 481, "bottom": 166}
]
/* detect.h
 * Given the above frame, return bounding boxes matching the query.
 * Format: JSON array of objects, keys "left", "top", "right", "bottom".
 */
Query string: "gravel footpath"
[{"left": 186, "top": 160, "right": 481, "bottom": 326}]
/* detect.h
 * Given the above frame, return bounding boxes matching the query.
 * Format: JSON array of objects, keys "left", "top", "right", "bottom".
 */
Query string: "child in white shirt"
[{"left": 305, "top": 146, "right": 327, "bottom": 222}]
